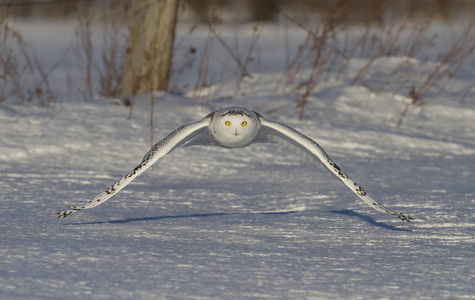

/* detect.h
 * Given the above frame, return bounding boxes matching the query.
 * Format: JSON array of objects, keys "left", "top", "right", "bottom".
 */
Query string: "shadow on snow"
[
  {"left": 331, "top": 209, "right": 412, "bottom": 231},
  {"left": 63, "top": 209, "right": 411, "bottom": 231}
]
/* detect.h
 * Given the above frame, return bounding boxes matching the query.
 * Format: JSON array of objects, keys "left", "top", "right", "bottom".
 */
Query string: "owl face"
[{"left": 209, "top": 107, "right": 261, "bottom": 148}]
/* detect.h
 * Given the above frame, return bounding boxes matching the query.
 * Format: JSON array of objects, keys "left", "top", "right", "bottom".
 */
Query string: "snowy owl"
[{"left": 57, "top": 107, "right": 412, "bottom": 222}]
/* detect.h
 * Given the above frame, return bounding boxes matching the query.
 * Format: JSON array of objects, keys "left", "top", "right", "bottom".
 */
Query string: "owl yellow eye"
[
  {"left": 241, "top": 121, "right": 247, "bottom": 126},
  {"left": 225, "top": 121, "right": 231, "bottom": 126}
]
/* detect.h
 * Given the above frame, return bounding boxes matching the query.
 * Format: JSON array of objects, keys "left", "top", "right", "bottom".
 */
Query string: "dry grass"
[
  {"left": 2, "top": 0, "right": 475, "bottom": 129},
  {"left": 0, "top": 3, "right": 129, "bottom": 105},
  {"left": 0, "top": 9, "right": 65, "bottom": 105},
  {"left": 75, "top": 2, "right": 129, "bottom": 100},
  {"left": 184, "top": 0, "right": 260, "bottom": 103},
  {"left": 396, "top": 22, "right": 475, "bottom": 126},
  {"left": 265, "top": 0, "right": 475, "bottom": 123}
]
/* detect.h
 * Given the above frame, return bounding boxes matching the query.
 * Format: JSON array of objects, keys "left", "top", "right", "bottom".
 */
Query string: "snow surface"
[{"left": 1, "top": 19, "right": 474, "bottom": 299}]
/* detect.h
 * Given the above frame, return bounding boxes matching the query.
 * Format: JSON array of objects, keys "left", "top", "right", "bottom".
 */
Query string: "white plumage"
[{"left": 57, "top": 107, "right": 412, "bottom": 222}]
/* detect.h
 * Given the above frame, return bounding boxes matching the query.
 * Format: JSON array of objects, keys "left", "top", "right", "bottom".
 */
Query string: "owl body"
[{"left": 209, "top": 107, "right": 261, "bottom": 148}]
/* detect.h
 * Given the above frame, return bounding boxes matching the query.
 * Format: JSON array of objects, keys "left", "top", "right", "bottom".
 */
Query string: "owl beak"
[{"left": 234, "top": 129, "right": 238, "bottom": 136}]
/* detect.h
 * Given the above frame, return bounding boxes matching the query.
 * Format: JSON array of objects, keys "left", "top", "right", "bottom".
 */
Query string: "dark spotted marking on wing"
[
  {"left": 329, "top": 162, "right": 349, "bottom": 179},
  {"left": 355, "top": 185, "right": 367, "bottom": 197}
]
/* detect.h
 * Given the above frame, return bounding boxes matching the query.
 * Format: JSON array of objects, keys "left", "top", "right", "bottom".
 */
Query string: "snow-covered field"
[{"left": 1, "top": 18, "right": 474, "bottom": 299}]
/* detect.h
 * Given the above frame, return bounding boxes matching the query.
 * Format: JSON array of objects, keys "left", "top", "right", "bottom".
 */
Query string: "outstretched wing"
[
  {"left": 57, "top": 114, "right": 213, "bottom": 218},
  {"left": 256, "top": 114, "right": 412, "bottom": 222}
]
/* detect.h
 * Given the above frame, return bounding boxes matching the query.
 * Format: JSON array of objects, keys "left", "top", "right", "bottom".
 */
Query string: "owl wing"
[
  {"left": 57, "top": 114, "right": 213, "bottom": 218},
  {"left": 256, "top": 115, "right": 412, "bottom": 222}
]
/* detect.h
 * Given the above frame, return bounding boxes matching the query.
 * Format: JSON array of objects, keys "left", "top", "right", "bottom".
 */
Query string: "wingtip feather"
[{"left": 56, "top": 208, "right": 79, "bottom": 219}]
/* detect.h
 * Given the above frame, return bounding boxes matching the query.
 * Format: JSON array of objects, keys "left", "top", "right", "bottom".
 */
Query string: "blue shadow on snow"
[
  {"left": 64, "top": 210, "right": 409, "bottom": 231},
  {"left": 63, "top": 210, "right": 301, "bottom": 226},
  {"left": 330, "top": 209, "right": 412, "bottom": 231},
  {"left": 66, "top": 212, "right": 230, "bottom": 225}
]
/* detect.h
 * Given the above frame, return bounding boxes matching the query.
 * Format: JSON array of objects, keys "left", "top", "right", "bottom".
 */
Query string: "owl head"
[{"left": 209, "top": 107, "right": 261, "bottom": 148}]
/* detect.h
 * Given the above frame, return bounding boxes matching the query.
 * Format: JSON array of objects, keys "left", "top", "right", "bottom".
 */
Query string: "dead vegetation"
[
  {"left": 0, "top": 9, "right": 64, "bottom": 105},
  {"left": 75, "top": 2, "right": 129, "bottom": 100},
  {"left": 1, "top": 0, "right": 475, "bottom": 127}
]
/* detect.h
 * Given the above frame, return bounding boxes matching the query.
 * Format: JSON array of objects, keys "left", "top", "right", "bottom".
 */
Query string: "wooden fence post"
[{"left": 122, "top": 0, "right": 179, "bottom": 97}]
